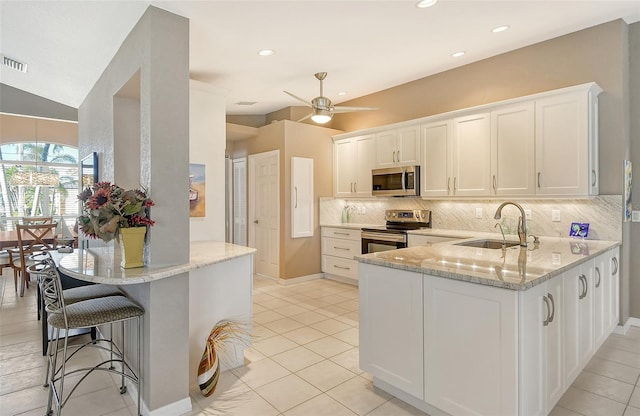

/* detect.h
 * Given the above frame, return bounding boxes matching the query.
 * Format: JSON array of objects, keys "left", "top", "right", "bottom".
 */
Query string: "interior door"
[
  {"left": 248, "top": 150, "right": 280, "bottom": 278},
  {"left": 232, "top": 157, "right": 247, "bottom": 246}
]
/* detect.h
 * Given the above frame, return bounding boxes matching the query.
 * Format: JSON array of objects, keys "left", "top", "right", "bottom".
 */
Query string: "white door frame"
[{"left": 248, "top": 149, "right": 280, "bottom": 279}]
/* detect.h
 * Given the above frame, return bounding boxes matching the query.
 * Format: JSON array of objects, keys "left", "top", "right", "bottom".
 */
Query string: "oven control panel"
[{"left": 385, "top": 209, "right": 431, "bottom": 222}]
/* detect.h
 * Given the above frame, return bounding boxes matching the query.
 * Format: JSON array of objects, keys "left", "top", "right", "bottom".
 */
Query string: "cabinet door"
[
  {"left": 375, "top": 130, "right": 397, "bottom": 168},
  {"left": 490, "top": 103, "right": 535, "bottom": 195},
  {"left": 593, "top": 254, "right": 607, "bottom": 349},
  {"left": 608, "top": 248, "right": 620, "bottom": 332},
  {"left": 452, "top": 113, "right": 491, "bottom": 196},
  {"left": 545, "top": 276, "right": 564, "bottom": 413},
  {"left": 359, "top": 263, "right": 424, "bottom": 399},
  {"left": 354, "top": 134, "right": 376, "bottom": 197},
  {"left": 518, "top": 282, "right": 548, "bottom": 416},
  {"left": 291, "top": 157, "right": 314, "bottom": 238},
  {"left": 334, "top": 138, "right": 355, "bottom": 197},
  {"left": 397, "top": 125, "right": 420, "bottom": 166},
  {"left": 535, "top": 92, "right": 589, "bottom": 196},
  {"left": 424, "top": 275, "right": 517, "bottom": 416},
  {"left": 421, "top": 120, "right": 452, "bottom": 197}
]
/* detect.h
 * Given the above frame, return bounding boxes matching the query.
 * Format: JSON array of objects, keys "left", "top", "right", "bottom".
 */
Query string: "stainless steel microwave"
[{"left": 371, "top": 166, "right": 420, "bottom": 197}]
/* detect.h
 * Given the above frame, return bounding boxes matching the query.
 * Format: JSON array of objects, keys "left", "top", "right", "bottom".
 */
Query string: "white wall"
[{"left": 189, "top": 80, "right": 226, "bottom": 241}]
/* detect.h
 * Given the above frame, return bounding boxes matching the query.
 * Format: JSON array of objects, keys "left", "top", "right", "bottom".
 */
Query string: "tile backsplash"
[{"left": 320, "top": 195, "right": 622, "bottom": 241}]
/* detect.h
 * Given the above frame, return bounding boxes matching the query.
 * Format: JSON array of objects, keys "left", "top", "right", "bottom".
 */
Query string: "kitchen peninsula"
[
  {"left": 55, "top": 241, "right": 256, "bottom": 414},
  {"left": 356, "top": 235, "right": 620, "bottom": 416}
]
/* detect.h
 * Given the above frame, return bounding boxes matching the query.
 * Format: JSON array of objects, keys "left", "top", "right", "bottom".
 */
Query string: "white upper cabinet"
[
  {"left": 535, "top": 85, "right": 601, "bottom": 196},
  {"left": 421, "top": 120, "right": 453, "bottom": 197},
  {"left": 452, "top": 113, "right": 491, "bottom": 196},
  {"left": 334, "top": 82, "right": 602, "bottom": 199},
  {"left": 375, "top": 125, "right": 420, "bottom": 168},
  {"left": 291, "top": 157, "right": 314, "bottom": 238},
  {"left": 490, "top": 102, "right": 536, "bottom": 195},
  {"left": 334, "top": 134, "right": 376, "bottom": 198}
]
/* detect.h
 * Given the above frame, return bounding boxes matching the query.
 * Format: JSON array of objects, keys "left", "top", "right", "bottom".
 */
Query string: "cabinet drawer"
[
  {"left": 322, "top": 237, "right": 361, "bottom": 259},
  {"left": 322, "top": 255, "right": 359, "bottom": 280},
  {"left": 322, "top": 227, "right": 361, "bottom": 240}
]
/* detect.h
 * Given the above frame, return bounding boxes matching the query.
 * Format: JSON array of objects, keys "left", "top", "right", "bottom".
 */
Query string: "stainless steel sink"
[{"left": 454, "top": 239, "right": 520, "bottom": 249}]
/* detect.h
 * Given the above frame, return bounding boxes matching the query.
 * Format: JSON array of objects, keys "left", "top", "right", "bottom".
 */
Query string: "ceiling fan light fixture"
[
  {"left": 416, "top": 0, "right": 437, "bottom": 8},
  {"left": 311, "top": 108, "right": 332, "bottom": 124}
]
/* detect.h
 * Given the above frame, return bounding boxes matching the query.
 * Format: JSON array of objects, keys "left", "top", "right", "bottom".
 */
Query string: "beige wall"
[
  {"left": 0, "top": 113, "right": 77, "bottom": 146},
  {"left": 230, "top": 120, "right": 340, "bottom": 280},
  {"left": 630, "top": 22, "right": 640, "bottom": 318}
]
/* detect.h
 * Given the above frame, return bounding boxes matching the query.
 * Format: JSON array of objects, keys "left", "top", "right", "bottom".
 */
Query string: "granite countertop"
[
  {"left": 321, "top": 223, "right": 382, "bottom": 230},
  {"left": 55, "top": 241, "right": 256, "bottom": 285},
  {"left": 356, "top": 234, "right": 619, "bottom": 291}
]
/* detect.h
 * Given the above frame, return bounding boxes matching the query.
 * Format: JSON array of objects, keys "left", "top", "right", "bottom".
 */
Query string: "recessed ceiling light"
[
  {"left": 452, "top": 51, "right": 465, "bottom": 58},
  {"left": 416, "top": 0, "right": 437, "bottom": 8},
  {"left": 492, "top": 25, "right": 510, "bottom": 33},
  {"left": 257, "top": 49, "right": 275, "bottom": 56},
  {"left": 338, "top": 91, "right": 347, "bottom": 96}
]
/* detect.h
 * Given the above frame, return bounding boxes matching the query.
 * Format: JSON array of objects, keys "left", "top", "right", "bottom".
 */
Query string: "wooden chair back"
[
  {"left": 22, "top": 216, "right": 54, "bottom": 225},
  {"left": 16, "top": 222, "right": 58, "bottom": 257}
]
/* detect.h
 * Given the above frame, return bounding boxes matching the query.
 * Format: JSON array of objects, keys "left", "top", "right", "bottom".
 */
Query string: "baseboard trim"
[
  {"left": 614, "top": 317, "right": 640, "bottom": 335},
  {"left": 278, "top": 273, "right": 323, "bottom": 285},
  {"left": 323, "top": 273, "right": 359, "bottom": 286},
  {"left": 124, "top": 378, "right": 192, "bottom": 416}
]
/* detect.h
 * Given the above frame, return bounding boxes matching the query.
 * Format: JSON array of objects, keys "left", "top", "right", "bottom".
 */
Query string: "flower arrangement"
[{"left": 77, "top": 182, "right": 155, "bottom": 242}]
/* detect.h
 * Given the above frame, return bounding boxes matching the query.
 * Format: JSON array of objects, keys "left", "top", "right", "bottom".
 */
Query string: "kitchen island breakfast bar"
[
  {"left": 53, "top": 241, "right": 256, "bottom": 416},
  {"left": 356, "top": 235, "right": 620, "bottom": 416}
]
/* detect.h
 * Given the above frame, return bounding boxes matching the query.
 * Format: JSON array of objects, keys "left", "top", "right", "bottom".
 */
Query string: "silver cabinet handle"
[
  {"left": 592, "top": 170, "right": 597, "bottom": 187},
  {"left": 548, "top": 293, "right": 555, "bottom": 323},
  {"left": 334, "top": 265, "right": 351, "bottom": 270},
  {"left": 453, "top": 177, "right": 457, "bottom": 193},
  {"left": 294, "top": 186, "right": 298, "bottom": 208},
  {"left": 612, "top": 257, "right": 618, "bottom": 275},
  {"left": 492, "top": 175, "right": 497, "bottom": 193},
  {"left": 543, "top": 295, "right": 551, "bottom": 326},
  {"left": 447, "top": 177, "right": 451, "bottom": 193},
  {"left": 397, "top": 150, "right": 400, "bottom": 162},
  {"left": 392, "top": 151, "right": 396, "bottom": 163},
  {"left": 354, "top": 182, "right": 357, "bottom": 193},
  {"left": 595, "top": 266, "right": 601, "bottom": 288},
  {"left": 334, "top": 231, "right": 350, "bottom": 236},
  {"left": 333, "top": 246, "right": 350, "bottom": 251},
  {"left": 537, "top": 172, "right": 541, "bottom": 188},
  {"left": 350, "top": 182, "right": 354, "bottom": 193},
  {"left": 578, "top": 274, "right": 586, "bottom": 300}
]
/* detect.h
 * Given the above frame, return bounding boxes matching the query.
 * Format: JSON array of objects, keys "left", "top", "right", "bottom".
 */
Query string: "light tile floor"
[{"left": 1, "top": 271, "right": 640, "bottom": 415}]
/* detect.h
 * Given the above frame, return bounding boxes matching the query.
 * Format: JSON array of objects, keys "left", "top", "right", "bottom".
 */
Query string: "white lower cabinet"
[
  {"left": 424, "top": 275, "right": 517, "bottom": 416},
  {"left": 321, "top": 227, "right": 360, "bottom": 282},
  {"left": 359, "top": 263, "right": 424, "bottom": 399},
  {"left": 359, "top": 251, "right": 620, "bottom": 416},
  {"left": 519, "top": 274, "right": 563, "bottom": 416}
]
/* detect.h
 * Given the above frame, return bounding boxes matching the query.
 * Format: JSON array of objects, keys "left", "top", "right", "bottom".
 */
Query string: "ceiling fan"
[{"left": 284, "top": 72, "right": 378, "bottom": 124}]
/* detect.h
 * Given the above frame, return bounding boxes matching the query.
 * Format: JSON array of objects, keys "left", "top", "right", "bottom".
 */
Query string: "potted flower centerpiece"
[{"left": 78, "top": 182, "right": 155, "bottom": 268}]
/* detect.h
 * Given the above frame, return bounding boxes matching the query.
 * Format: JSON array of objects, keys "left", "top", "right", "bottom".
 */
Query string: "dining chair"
[
  {"left": 22, "top": 216, "right": 54, "bottom": 225},
  {"left": 8, "top": 222, "right": 58, "bottom": 296}
]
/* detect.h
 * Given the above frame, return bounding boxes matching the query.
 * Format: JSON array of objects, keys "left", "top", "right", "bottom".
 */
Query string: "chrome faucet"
[{"left": 494, "top": 201, "right": 528, "bottom": 247}]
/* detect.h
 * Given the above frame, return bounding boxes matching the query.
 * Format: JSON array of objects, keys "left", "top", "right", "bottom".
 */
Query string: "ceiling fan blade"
[
  {"left": 284, "top": 90, "right": 313, "bottom": 107},
  {"left": 333, "top": 105, "right": 379, "bottom": 113},
  {"left": 296, "top": 113, "right": 313, "bottom": 122}
]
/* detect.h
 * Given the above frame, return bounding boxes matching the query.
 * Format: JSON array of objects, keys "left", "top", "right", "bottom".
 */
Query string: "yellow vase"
[{"left": 119, "top": 227, "right": 147, "bottom": 269}]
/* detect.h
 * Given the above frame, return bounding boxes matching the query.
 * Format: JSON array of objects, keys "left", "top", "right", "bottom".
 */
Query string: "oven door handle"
[{"left": 361, "top": 231, "right": 407, "bottom": 243}]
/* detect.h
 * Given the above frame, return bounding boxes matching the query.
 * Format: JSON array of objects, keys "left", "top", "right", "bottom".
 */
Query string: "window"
[{"left": 0, "top": 142, "right": 79, "bottom": 230}]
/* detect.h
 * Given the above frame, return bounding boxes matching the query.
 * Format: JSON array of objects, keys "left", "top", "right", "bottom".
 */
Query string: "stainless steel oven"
[
  {"left": 361, "top": 209, "right": 432, "bottom": 254},
  {"left": 361, "top": 229, "right": 407, "bottom": 254}
]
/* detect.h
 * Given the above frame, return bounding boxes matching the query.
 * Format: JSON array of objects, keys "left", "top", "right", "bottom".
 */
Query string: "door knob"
[{"left": 253, "top": 219, "right": 259, "bottom": 224}]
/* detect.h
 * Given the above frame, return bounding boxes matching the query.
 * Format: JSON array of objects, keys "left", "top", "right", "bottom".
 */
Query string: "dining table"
[{"left": 0, "top": 229, "right": 76, "bottom": 249}]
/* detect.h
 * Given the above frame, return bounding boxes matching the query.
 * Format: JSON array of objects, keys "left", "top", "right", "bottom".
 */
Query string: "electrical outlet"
[
  {"left": 552, "top": 252, "right": 562, "bottom": 265},
  {"left": 475, "top": 207, "right": 483, "bottom": 219},
  {"left": 524, "top": 209, "right": 532, "bottom": 220},
  {"left": 551, "top": 209, "right": 561, "bottom": 222},
  {"left": 633, "top": 210, "right": 640, "bottom": 222}
]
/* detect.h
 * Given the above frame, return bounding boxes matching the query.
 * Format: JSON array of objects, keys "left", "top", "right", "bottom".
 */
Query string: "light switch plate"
[
  {"left": 552, "top": 209, "right": 561, "bottom": 222},
  {"left": 475, "top": 208, "right": 483, "bottom": 219},
  {"left": 633, "top": 210, "right": 640, "bottom": 222}
]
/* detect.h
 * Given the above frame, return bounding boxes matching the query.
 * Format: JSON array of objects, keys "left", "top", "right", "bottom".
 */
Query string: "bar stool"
[
  {"left": 29, "top": 254, "right": 124, "bottom": 355},
  {"left": 36, "top": 258, "right": 144, "bottom": 416}
]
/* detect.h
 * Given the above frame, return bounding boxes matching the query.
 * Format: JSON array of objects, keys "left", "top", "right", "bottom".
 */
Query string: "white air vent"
[
  {"left": 2, "top": 55, "right": 28, "bottom": 73},
  {"left": 235, "top": 101, "right": 257, "bottom": 106}
]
